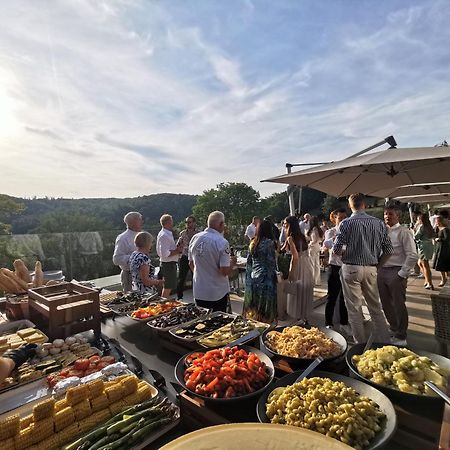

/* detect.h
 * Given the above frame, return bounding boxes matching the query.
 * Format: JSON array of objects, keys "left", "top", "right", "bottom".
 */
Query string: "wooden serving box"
[{"left": 28, "top": 282, "right": 100, "bottom": 339}]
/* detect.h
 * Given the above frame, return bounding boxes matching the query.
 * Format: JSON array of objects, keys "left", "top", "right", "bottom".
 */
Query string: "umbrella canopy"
[
  {"left": 394, "top": 192, "right": 450, "bottom": 204},
  {"left": 370, "top": 182, "right": 450, "bottom": 198},
  {"left": 262, "top": 146, "right": 450, "bottom": 198}
]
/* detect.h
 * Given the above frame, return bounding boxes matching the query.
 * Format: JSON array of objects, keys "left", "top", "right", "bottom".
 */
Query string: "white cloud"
[{"left": 0, "top": 0, "right": 449, "bottom": 199}]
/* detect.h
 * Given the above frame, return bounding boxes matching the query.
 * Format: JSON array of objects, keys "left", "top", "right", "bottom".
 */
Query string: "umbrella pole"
[
  {"left": 408, "top": 202, "right": 414, "bottom": 228},
  {"left": 286, "top": 164, "right": 296, "bottom": 215},
  {"left": 298, "top": 186, "right": 303, "bottom": 215}
]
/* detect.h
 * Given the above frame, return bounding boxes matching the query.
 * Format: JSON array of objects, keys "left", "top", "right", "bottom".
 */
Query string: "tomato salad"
[{"left": 183, "top": 346, "right": 270, "bottom": 399}]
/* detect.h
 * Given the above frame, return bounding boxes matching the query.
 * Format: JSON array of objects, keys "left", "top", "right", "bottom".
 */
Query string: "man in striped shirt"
[{"left": 333, "top": 193, "right": 393, "bottom": 343}]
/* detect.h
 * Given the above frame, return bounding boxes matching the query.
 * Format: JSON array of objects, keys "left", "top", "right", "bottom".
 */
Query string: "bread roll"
[
  {"left": 34, "top": 261, "right": 44, "bottom": 288},
  {"left": 1, "top": 268, "right": 29, "bottom": 291},
  {"left": 0, "top": 271, "right": 22, "bottom": 293},
  {"left": 13, "top": 259, "right": 31, "bottom": 283}
]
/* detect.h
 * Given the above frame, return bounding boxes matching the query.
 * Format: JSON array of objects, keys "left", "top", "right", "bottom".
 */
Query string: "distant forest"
[{"left": 7, "top": 193, "right": 198, "bottom": 234}]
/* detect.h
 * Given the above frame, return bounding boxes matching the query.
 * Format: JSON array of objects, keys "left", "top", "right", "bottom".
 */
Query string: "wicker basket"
[{"left": 431, "top": 291, "right": 450, "bottom": 344}]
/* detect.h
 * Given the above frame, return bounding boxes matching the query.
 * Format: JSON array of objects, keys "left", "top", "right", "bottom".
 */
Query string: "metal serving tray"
[
  {"left": 169, "top": 311, "right": 237, "bottom": 342},
  {"left": 146, "top": 306, "right": 210, "bottom": 332}
]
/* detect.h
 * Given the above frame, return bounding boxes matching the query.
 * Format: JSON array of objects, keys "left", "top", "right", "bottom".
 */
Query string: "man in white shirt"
[
  {"left": 112, "top": 212, "right": 143, "bottom": 292},
  {"left": 244, "top": 216, "right": 260, "bottom": 242},
  {"left": 378, "top": 206, "right": 418, "bottom": 345},
  {"left": 189, "top": 211, "right": 237, "bottom": 312},
  {"left": 299, "top": 213, "right": 311, "bottom": 236},
  {"left": 157, "top": 214, "right": 182, "bottom": 298}
]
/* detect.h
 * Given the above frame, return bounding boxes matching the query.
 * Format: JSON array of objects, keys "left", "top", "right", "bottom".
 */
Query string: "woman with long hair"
[
  {"left": 433, "top": 215, "right": 450, "bottom": 287},
  {"left": 414, "top": 212, "right": 435, "bottom": 289},
  {"left": 243, "top": 219, "right": 278, "bottom": 323},
  {"left": 307, "top": 216, "right": 324, "bottom": 286},
  {"left": 280, "top": 216, "right": 314, "bottom": 325}
]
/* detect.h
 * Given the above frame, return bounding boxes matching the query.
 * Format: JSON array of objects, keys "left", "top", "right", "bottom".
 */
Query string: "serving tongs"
[
  {"left": 425, "top": 381, "right": 450, "bottom": 405},
  {"left": 270, "top": 356, "right": 324, "bottom": 398}
]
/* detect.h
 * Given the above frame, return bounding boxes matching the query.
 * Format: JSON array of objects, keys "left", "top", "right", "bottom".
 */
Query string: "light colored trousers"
[
  {"left": 309, "top": 243, "right": 321, "bottom": 285},
  {"left": 377, "top": 266, "right": 408, "bottom": 340},
  {"left": 340, "top": 264, "right": 390, "bottom": 343},
  {"left": 120, "top": 270, "right": 132, "bottom": 293}
]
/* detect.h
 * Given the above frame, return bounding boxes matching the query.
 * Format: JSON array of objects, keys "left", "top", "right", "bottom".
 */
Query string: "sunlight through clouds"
[{"left": 0, "top": 0, "right": 449, "bottom": 198}]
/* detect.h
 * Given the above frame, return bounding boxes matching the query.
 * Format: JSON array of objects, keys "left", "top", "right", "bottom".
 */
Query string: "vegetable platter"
[
  {"left": 175, "top": 345, "right": 274, "bottom": 402},
  {"left": 106, "top": 292, "right": 163, "bottom": 316},
  {"left": 146, "top": 304, "right": 210, "bottom": 331},
  {"left": 196, "top": 316, "right": 269, "bottom": 348},
  {"left": 169, "top": 312, "right": 237, "bottom": 342},
  {"left": 256, "top": 370, "right": 397, "bottom": 450},
  {"left": 0, "top": 374, "right": 180, "bottom": 450},
  {"left": 346, "top": 343, "right": 450, "bottom": 404},
  {"left": 0, "top": 333, "right": 101, "bottom": 394},
  {"left": 127, "top": 300, "right": 185, "bottom": 322}
]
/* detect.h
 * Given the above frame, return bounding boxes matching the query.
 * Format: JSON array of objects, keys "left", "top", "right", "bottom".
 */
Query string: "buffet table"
[{"left": 0, "top": 285, "right": 449, "bottom": 450}]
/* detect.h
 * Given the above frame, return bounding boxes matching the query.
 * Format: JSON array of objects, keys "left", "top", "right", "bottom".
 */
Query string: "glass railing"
[{"left": 0, "top": 225, "right": 250, "bottom": 282}]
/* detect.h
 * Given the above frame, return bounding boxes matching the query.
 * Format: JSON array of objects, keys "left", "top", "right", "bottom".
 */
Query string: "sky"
[{"left": 0, "top": 0, "right": 449, "bottom": 199}]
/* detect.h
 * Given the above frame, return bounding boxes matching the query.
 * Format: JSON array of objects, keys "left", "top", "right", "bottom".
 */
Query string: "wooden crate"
[{"left": 28, "top": 282, "right": 100, "bottom": 339}]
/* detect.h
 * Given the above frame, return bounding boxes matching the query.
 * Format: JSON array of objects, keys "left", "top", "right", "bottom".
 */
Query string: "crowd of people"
[{"left": 112, "top": 195, "right": 450, "bottom": 346}]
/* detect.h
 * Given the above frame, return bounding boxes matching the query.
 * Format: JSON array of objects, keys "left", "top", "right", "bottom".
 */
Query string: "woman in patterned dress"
[
  {"left": 414, "top": 213, "right": 435, "bottom": 290},
  {"left": 129, "top": 232, "right": 164, "bottom": 294},
  {"left": 243, "top": 220, "right": 278, "bottom": 324}
]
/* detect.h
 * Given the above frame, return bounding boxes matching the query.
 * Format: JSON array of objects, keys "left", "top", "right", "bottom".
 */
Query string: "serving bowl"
[
  {"left": 260, "top": 325, "right": 347, "bottom": 368},
  {"left": 174, "top": 345, "right": 275, "bottom": 403},
  {"left": 256, "top": 370, "right": 397, "bottom": 450},
  {"left": 346, "top": 343, "right": 450, "bottom": 404}
]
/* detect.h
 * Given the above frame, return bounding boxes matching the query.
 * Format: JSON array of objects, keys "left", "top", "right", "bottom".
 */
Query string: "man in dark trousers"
[{"left": 176, "top": 215, "right": 199, "bottom": 299}]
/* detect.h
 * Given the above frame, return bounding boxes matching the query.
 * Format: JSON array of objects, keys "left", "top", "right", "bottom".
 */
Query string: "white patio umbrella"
[
  {"left": 394, "top": 192, "right": 450, "bottom": 204},
  {"left": 263, "top": 146, "right": 450, "bottom": 198},
  {"left": 370, "top": 182, "right": 450, "bottom": 199}
]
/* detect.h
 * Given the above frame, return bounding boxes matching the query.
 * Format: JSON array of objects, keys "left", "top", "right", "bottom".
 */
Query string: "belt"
[{"left": 343, "top": 263, "right": 377, "bottom": 267}]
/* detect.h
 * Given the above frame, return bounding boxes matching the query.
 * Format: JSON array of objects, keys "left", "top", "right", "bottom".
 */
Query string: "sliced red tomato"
[
  {"left": 73, "top": 359, "right": 90, "bottom": 371},
  {"left": 89, "top": 355, "right": 101, "bottom": 363}
]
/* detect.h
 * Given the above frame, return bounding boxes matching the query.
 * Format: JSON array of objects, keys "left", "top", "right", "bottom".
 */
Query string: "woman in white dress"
[
  {"left": 307, "top": 216, "right": 324, "bottom": 286},
  {"left": 281, "top": 216, "right": 315, "bottom": 325}
]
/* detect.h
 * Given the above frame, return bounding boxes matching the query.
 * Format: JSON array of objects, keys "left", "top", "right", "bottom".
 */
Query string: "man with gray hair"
[
  {"left": 113, "top": 211, "right": 143, "bottom": 292},
  {"left": 188, "top": 211, "right": 237, "bottom": 312}
]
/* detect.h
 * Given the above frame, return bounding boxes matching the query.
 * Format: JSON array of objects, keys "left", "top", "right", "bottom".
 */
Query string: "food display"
[
  {"left": 266, "top": 377, "right": 386, "bottom": 449},
  {"left": 130, "top": 300, "right": 183, "bottom": 320},
  {"left": 0, "top": 375, "right": 167, "bottom": 450},
  {"left": 0, "top": 260, "right": 50, "bottom": 294},
  {"left": 0, "top": 328, "right": 47, "bottom": 354},
  {"left": 99, "top": 291, "right": 122, "bottom": 305},
  {"left": 46, "top": 355, "right": 116, "bottom": 388},
  {"left": 147, "top": 305, "right": 208, "bottom": 330},
  {"left": 264, "top": 326, "right": 341, "bottom": 359},
  {"left": 0, "top": 334, "right": 101, "bottom": 391},
  {"left": 352, "top": 345, "right": 450, "bottom": 395},
  {"left": 183, "top": 346, "right": 270, "bottom": 399},
  {"left": 170, "top": 313, "right": 235, "bottom": 340},
  {"left": 197, "top": 316, "right": 269, "bottom": 348}
]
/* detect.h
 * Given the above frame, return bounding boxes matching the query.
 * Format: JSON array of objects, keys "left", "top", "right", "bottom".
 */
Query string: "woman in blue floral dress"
[
  {"left": 129, "top": 232, "right": 164, "bottom": 294},
  {"left": 243, "top": 220, "right": 278, "bottom": 324}
]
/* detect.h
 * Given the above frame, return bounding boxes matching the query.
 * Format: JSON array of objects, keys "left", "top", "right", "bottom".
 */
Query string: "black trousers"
[
  {"left": 195, "top": 294, "right": 229, "bottom": 312},
  {"left": 176, "top": 255, "right": 191, "bottom": 299},
  {"left": 325, "top": 264, "right": 348, "bottom": 326}
]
